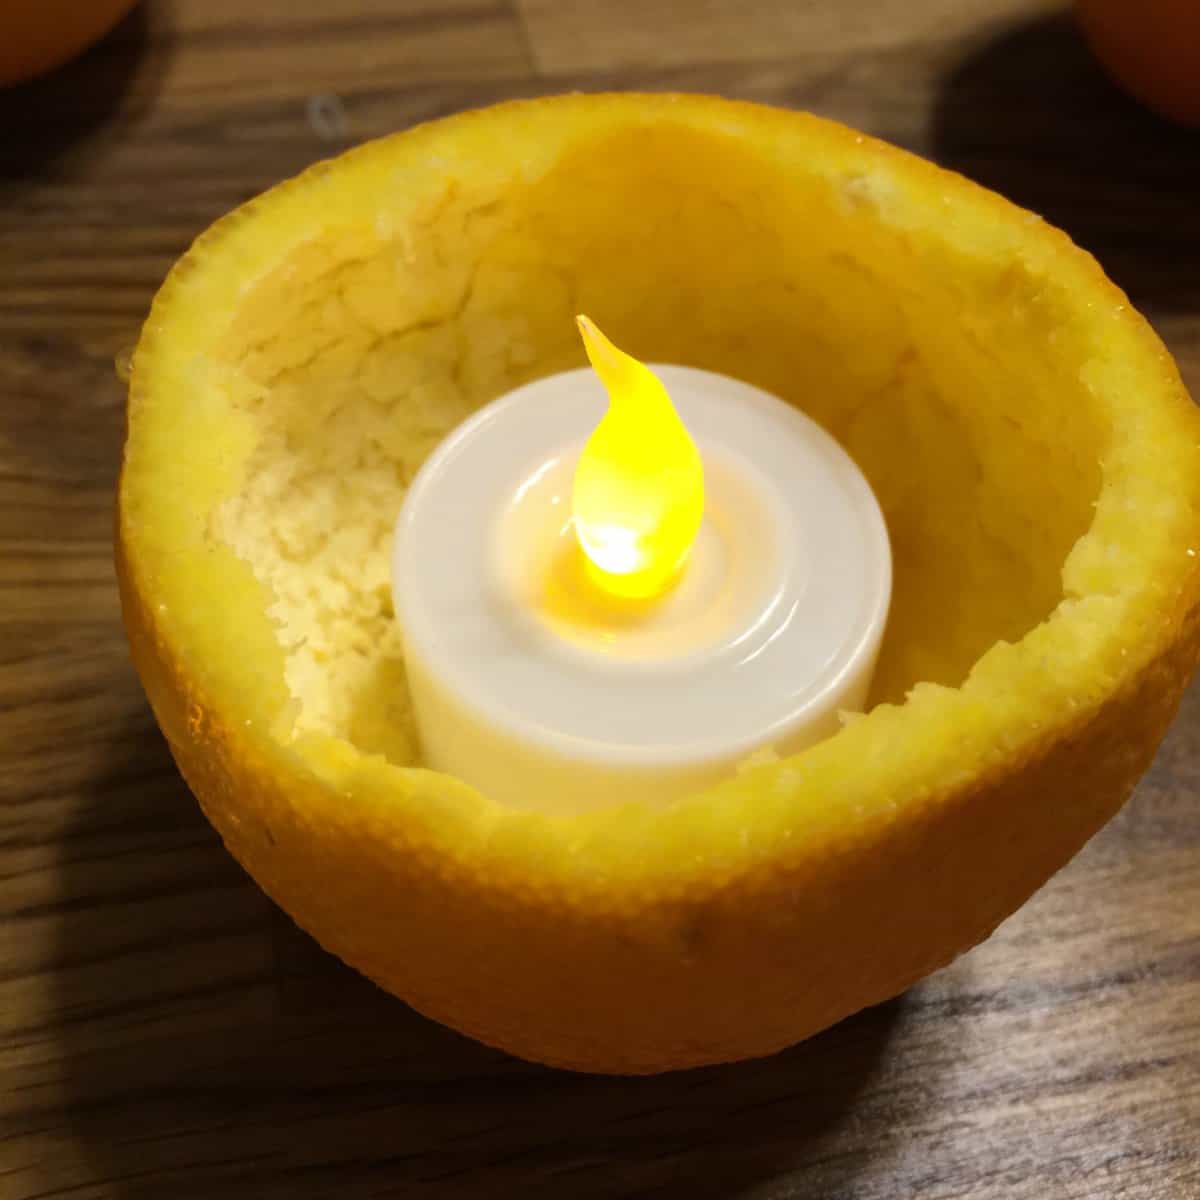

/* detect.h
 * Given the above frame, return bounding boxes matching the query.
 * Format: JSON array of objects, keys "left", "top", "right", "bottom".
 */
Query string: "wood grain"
[
  {"left": 517, "top": 0, "right": 1053, "bottom": 73},
  {"left": 2, "top": 1, "right": 1199, "bottom": 1196}
]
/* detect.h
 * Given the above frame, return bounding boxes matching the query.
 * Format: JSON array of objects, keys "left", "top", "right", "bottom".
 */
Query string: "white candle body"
[{"left": 392, "top": 366, "right": 890, "bottom": 813}]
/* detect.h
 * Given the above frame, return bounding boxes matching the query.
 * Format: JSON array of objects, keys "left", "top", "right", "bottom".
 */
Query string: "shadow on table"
[
  {"left": 50, "top": 706, "right": 916, "bottom": 1200},
  {"left": 0, "top": 4, "right": 171, "bottom": 498},
  {"left": 0, "top": 2, "right": 163, "bottom": 184},
  {"left": 932, "top": 13, "right": 1200, "bottom": 316}
]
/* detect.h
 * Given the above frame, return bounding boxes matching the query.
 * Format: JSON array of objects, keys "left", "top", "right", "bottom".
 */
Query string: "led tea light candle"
[{"left": 393, "top": 318, "right": 891, "bottom": 812}]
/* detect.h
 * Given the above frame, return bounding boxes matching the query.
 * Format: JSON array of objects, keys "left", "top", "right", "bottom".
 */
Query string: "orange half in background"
[
  {"left": 1, "top": 0, "right": 139, "bottom": 87},
  {"left": 1077, "top": 0, "right": 1200, "bottom": 126}
]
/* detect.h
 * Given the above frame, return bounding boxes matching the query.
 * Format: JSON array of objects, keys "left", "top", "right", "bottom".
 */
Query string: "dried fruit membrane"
[{"left": 117, "top": 94, "right": 1200, "bottom": 1073}]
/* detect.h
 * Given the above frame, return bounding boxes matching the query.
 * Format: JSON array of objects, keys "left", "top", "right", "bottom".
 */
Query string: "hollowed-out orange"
[{"left": 117, "top": 95, "right": 1200, "bottom": 1073}]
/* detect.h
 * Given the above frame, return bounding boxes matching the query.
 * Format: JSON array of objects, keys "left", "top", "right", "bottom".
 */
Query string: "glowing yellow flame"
[{"left": 572, "top": 316, "right": 704, "bottom": 600}]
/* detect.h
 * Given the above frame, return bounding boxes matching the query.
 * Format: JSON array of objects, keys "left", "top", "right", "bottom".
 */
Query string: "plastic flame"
[{"left": 572, "top": 316, "right": 704, "bottom": 600}]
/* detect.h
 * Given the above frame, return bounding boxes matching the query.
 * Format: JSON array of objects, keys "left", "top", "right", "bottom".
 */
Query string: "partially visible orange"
[
  {"left": 0, "top": 0, "right": 138, "bottom": 87},
  {"left": 1077, "top": 0, "right": 1200, "bottom": 126}
]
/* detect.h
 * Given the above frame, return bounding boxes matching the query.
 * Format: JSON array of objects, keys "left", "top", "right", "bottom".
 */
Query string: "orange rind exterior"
[{"left": 117, "top": 94, "right": 1200, "bottom": 1073}]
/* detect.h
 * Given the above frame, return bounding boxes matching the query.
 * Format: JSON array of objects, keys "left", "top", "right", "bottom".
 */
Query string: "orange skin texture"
[
  {"left": 1077, "top": 0, "right": 1200, "bottom": 126},
  {"left": 0, "top": 0, "right": 138, "bottom": 86}
]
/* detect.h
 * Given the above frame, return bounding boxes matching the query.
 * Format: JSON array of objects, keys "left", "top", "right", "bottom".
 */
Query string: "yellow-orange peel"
[{"left": 117, "top": 94, "right": 1200, "bottom": 1073}]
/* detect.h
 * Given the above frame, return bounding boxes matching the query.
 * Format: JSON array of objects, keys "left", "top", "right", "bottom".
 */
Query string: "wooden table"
[{"left": 3, "top": 1, "right": 1198, "bottom": 1196}]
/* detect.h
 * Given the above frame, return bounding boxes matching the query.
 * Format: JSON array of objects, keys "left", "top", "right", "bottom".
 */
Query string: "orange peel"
[{"left": 117, "top": 94, "right": 1200, "bottom": 1073}]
